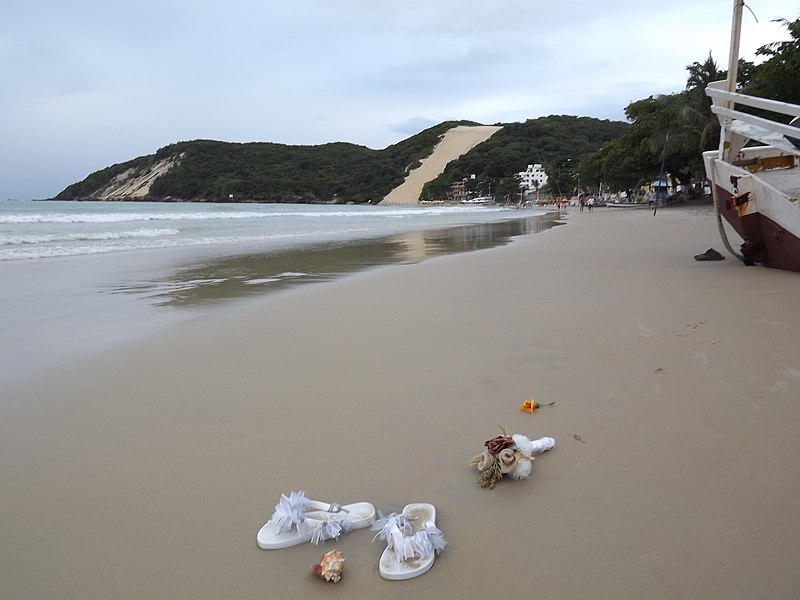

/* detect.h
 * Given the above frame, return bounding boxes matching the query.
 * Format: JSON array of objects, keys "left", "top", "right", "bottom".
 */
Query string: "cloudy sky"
[{"left": 2, "top": 0, "right": 797, "bottom": 199}]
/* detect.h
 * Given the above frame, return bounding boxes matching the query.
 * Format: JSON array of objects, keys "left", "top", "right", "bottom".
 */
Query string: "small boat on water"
[
  {"left": 702, "top": 0, "right": 800, "bottom": 272},
  {"left": 606, "top": 202, "right": 649, "bottom": 209},
  {"left": 461, "top": 196, "right": 494, "bottom": 205}
]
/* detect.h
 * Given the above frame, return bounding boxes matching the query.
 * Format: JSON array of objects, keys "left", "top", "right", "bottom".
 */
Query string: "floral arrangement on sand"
[{"left": 469, "top": 425, "right": 555, "bottom": 489}]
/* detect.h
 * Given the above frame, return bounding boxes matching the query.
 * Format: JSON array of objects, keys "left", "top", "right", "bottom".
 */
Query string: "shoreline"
[
  {"left": 3, "top": 205, "right": 800, "bottom": 598},
  {"left": 0, "top": 210, "right": 556, "bottom": 389}
]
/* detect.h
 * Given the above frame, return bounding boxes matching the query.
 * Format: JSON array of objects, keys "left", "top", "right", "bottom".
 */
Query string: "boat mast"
[
  {"left": 721, "top": 0, "right": 745, "bottom": 161},
  {"left": 654, "top": 135, "right": 669, "bottom": 216},
  {"left": 726, "top": 0, "right": 744, "bottom": 96}
]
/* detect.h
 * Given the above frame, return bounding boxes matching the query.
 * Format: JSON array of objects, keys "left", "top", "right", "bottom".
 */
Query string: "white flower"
[{"left": 509, "top": 457, "right": 533, "bottom": 480}]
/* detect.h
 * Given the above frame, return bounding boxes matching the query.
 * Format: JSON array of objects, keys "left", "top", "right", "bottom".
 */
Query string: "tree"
[
  {"left": 685, "top": 52, "right": 723, "bottom": 103},
  {"left": 576, "top": 50, "right": 731, "bottom": 193},
  {"left": 743, "top": 17, "right": 800, "bottom": 106},
  {"left": 681, "top": 51, "right": 724, "bottom": 152}
]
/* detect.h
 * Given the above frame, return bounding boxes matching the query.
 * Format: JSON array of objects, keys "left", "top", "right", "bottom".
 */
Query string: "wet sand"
[
  {"left": 3, "top": 205, "right": 800, "bottom": 599},
  {"left": 0, "top": 214, "right": 553, "bottom": 389}
]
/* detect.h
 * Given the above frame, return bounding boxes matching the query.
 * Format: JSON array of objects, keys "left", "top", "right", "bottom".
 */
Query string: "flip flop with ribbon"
[
  {"left": 257, "top": 490, "right": 376, "bottom": 549},
  {"left": 372, "top": 503, "right": 446, "bottom": 580}
]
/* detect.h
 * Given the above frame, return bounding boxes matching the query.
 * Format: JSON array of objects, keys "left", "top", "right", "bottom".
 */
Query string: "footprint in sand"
[
  {"left": 781, "top": 367, "right": 800, "bottom": 380},
  {"left": 770, "top": 381, "right": 789, "bottom": 392},
  {"left": 633, "top": 316, "right": 655, "bottom": 337}
]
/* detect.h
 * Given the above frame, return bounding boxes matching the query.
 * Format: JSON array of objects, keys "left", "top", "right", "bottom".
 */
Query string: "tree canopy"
[{"left": 576, "top": 15, "right": 799, "bottom": 194}]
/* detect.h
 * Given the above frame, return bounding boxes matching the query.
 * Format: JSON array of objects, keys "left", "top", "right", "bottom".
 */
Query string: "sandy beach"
[{"left": 3, "top": 204, "right": 800, "bottom": 599}]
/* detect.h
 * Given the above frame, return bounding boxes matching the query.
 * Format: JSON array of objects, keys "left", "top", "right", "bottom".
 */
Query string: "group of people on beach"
[{"left": 579, "top": 195, "right": 595, "bottom": 212}]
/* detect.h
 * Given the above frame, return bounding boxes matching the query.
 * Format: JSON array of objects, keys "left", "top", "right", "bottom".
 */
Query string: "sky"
[{"left": 1, "top": 0, "right": 798, "bottom": 200}]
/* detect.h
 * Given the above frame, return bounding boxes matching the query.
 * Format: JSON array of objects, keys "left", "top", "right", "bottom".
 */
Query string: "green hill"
[
  {"left": 55, "top": 116, "right": 627, "bottom": 203},
  {"left": 421, "top": 116, "right": 629, "bottom": 200}
]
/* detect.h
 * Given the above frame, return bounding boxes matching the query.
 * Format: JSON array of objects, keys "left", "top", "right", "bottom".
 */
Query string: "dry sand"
[
  {"left": 381, "top": 125, "right": 502, "bottom": 204},
  {"left": 3, "top": 205, "right": 800, "bottom": 599}
]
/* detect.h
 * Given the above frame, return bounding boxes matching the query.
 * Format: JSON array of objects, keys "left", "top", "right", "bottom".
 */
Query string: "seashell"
[{"left": 310, "top": 549, "right": 346, "bottom": 583}]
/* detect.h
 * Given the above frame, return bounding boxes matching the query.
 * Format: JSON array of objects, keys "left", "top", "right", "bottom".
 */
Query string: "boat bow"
[{"left": 702, "top": 1, "right": 800, "bottom": 272}]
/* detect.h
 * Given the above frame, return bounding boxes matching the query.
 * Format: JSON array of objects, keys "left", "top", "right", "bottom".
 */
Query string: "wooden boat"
[
  {"left": 460, "top": 196, "right": 494, "bottom": 205},
  {"left": 702, "top": 0, "right": 800, "bottom": 272},
  {"left": 606, "top": 202, "right": 649, "bottom": 209}
]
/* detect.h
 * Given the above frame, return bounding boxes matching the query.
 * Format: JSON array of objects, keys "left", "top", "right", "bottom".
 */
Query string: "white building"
[{"left": 518, "top": 163, "right": 548, "bottom": 191}]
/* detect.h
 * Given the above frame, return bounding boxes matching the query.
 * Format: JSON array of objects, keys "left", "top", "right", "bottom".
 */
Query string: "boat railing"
[{"left": 706, "top": 80, "right": 800, "bottom": 154}]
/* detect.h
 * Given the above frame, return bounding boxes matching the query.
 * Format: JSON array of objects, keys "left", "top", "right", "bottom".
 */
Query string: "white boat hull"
[{"left": 703, "top": 147, "right": 800, "bottom": 271}]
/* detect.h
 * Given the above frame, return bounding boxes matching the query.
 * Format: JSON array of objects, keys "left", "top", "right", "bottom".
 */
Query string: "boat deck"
[
  {"left": 759, "top": 167, "right": 800, "bottom": 201},
  {"left": 728, "top": 119, "right": 800, "bottom": 156}
]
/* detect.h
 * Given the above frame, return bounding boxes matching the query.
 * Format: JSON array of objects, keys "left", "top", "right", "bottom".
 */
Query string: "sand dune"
[
  {"left": 381, "top": 125, "right": 502, "bottom": 204},
  {"left": 96, "top": 155, "right": 181, "bottom": 200}
]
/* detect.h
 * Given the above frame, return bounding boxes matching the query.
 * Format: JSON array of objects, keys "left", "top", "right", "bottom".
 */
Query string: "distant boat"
[
  {"left": 606, "top": 202, "right": 648, "bottom": 209},
  {"left": 702, "top": 0, "right": 800, "bottom": 272},
  {"left": 461, "top": 196, "right": 494, "bottom": 205}
]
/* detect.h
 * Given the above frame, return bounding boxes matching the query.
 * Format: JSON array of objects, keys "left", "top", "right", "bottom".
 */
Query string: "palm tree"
[
  {"left": 685, "top": 53, "right": 723, "bottom": 90},
  {"left": 679, "top": 53, "right": 726, "bottom": 162}
]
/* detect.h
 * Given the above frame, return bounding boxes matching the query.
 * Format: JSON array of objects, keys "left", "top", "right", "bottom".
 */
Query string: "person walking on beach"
[
  {"left": 587, "top": 197, "right": 594, "bottom": 212},
  {"left": 580, "top": 196, "right": 585, "bottom": 212}
]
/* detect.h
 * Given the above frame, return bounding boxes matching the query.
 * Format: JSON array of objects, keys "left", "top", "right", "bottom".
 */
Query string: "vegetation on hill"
[
  {"left": 420, "top": 116, "right": 628, "bottom": 201},
  {"left": 55, "top": 116, "right": 624, "bottom": 203},
  {"left": 56, "top": 121, "right": 481, "bottom": 203}
]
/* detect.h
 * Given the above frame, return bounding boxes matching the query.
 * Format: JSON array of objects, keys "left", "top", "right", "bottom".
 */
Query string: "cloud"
[
  {"left": 1, "top": 0, "right": 797, "bottom": 198},
  {"left": 388, "top": 117, "right": 440, "bottom": 136}
]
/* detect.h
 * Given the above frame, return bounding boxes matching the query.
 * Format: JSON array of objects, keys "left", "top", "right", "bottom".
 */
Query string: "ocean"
[{"left": 0, "top": 200, "right": 558, "bottom": 388}]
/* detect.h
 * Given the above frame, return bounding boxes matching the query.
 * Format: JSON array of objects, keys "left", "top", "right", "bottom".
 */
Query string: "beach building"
[
  {"left": 518, "top": 163, "right": 549, "bottom": 204},
  {"left": 518, "top": 164, "right": 549, "bottom": 191},
  {"left": 451, "top": 180, "right": 466, "bottom": 203}
]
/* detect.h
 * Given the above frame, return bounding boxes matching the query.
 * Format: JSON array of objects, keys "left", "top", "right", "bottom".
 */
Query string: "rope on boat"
[{"left": 710, "top": 157, "right": 744, "bottom": 262}]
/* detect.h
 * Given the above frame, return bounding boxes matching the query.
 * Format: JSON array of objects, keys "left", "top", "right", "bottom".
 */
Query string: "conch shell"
[{"left": 310, "top": 549, "right": 346, "bottom": 583}]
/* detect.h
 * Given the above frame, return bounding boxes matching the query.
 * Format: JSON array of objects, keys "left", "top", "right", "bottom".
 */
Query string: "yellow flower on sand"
[{"left": 520, "top": 398, "right": 555, "bottom": 413}]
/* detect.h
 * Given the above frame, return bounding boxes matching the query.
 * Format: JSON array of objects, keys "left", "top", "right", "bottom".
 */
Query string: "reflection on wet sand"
[{"left": 113, "top": 214, "right": 561, "bottom": 307}]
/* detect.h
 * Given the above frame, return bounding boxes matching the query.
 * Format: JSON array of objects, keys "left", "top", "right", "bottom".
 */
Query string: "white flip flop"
[
  {"left": 372, "top": 503, "right": 446, "bottom": 580},
  {"left": 257, "top": 490, "right": 375, "bottom": 549}
]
